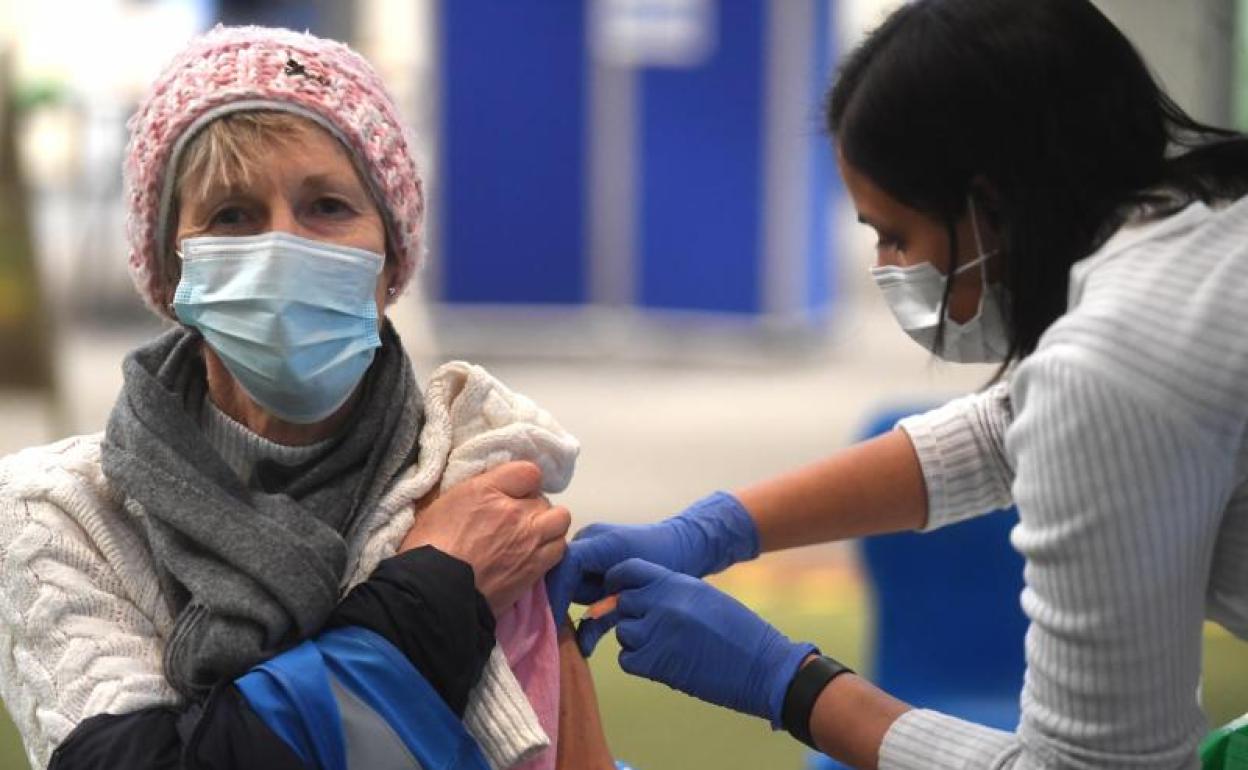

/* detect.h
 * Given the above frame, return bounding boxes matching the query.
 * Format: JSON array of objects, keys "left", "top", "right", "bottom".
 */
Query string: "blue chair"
[{"left": 807, "top": 406, "right": 1028, "bottom": 769}]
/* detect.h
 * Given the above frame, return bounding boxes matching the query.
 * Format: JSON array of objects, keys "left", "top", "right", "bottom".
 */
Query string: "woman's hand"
[
  {"left": 545, "top": 491, "right": 760, "bottom": 624},
  {"left": 401, "top": 461, "right": 572, "bottom": 616},
  {"left": 578, "top": 559, "right": 814, "bottom": 726}
]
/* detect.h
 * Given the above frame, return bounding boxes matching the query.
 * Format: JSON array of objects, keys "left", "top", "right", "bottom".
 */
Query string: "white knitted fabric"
[
  {"left": 0, "top": 361, "right": 578, "bottom": 770},
  {"left": 886, "top": 199, "right": 1248, "bottom": 768}
]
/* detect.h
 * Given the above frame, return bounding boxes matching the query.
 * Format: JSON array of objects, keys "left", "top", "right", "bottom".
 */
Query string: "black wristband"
[{"left": 780, "top": 654, "right": 854, "bottom": 749}]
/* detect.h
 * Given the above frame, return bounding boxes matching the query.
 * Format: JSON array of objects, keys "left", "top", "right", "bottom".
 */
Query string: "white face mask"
[{"left": 869, "top": 197, "right": 1010, "bottom": 364}]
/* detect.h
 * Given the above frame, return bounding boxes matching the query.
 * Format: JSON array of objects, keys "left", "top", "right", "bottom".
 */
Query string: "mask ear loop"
[
  {"left": 168, "top": 244, "right": 188, "bottom": 318},
  {"left": 942, "top": 195, "right": 995, "bottom": 333},
  {"left": 964, "top": 195, "right": 997, "bottom": 317}
]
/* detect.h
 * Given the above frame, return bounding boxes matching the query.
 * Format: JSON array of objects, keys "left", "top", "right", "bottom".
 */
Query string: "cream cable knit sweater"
[{"left": 0, "top": 360, "right": 579, "bottom": 770}]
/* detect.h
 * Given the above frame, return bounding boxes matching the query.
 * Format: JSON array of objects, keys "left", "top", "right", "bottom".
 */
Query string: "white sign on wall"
[{"left": 592, "top": 0, "right": 717, "bottom": 68}]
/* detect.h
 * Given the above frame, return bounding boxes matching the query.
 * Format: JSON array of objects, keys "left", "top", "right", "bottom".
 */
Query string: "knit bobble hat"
[{"left": 123, "top": 24, "right": 424, "bottom": 318}]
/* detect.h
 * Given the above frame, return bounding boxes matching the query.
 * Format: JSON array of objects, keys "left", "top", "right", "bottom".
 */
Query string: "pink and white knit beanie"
[{"left": 123, "top": 24, "right": 424, "bottom": 318}]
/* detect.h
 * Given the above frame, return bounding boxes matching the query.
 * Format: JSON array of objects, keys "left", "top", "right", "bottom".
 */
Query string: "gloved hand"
[
  {"left": 545, "top": 491, "right": 760, "bottom": 629},
  {"left": 580, "top": 558, "right": 816, "bottom": 727}
]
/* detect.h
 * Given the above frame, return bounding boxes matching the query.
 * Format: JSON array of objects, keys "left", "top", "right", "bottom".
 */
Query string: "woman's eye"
[
  {"left": 875, "top": 236, "right": 904, "bottom": 255},
  {"left": 209, "top": 205, "right": 250, "bottom": 228},
  {"left": 309, "top": 197, "right": 355, "bottom": 218}
]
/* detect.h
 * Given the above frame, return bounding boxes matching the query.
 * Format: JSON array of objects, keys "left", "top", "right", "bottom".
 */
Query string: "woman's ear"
[
  {"left": 383, "top": 235, "right": 399, "bottom": 300},
  {"left": 377, "top": 260, "right": 398, "bottom": 310},
  {"left": 385, "top": 260, "right": 397, "bottom": 297}
]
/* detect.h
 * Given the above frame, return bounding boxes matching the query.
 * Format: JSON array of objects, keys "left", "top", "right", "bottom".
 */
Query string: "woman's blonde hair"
[{"left": 173, "top": 110, "right": 315, "bottom": 210}]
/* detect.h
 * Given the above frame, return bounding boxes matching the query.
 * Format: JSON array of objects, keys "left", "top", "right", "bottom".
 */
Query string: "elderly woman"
[{"left": 0, "top": 25, "right": 614, "bottom": 770}]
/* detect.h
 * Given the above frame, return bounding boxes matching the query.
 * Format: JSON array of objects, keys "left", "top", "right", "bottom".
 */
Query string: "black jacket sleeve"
[
  {"left": 48, "top": 686, "right": 306, "bottom": 770},
  {"left": 325, "top": 545, "right": 497, "bottom": 716},
  {"left": 48, "top": 547, "right": 496, "bottom": 769}
]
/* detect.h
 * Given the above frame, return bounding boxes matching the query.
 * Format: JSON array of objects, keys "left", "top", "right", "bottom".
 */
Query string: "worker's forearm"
[
  {"left": 733, "top": 429, "right": 927, "bottom": 553},
  {"left": 808, "top": 671, "right": 912, "bottom": 770}
]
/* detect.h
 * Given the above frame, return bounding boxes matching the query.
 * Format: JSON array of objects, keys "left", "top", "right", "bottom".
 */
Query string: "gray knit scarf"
[{"left": 101, "top": 321, "right": 423, "bottom": 700}]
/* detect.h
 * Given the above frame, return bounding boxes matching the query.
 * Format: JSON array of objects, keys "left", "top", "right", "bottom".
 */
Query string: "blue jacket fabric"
[{"left": 237, "top": 627, "right": 490, "bottom": 770}]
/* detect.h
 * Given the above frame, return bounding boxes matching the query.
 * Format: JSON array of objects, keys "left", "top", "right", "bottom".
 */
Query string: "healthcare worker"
[{"left": 547, "top": 0, "right": 1248, "bottom": 768}]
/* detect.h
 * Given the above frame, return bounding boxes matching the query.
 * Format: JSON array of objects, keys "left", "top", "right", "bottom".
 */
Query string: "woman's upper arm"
[
  {"left": 897, "top": 380, "right": 1015, "bottom": 531},
  {"left": 0, "top": 488, "right": 176, "bottom": 769},
  {"left": 553, "top": 621, "right": 614, "bottom": 770}
]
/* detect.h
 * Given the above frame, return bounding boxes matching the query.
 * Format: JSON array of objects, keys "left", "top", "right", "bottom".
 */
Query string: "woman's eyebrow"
[
  {"left": 190, "top": 180, "right": 246, "bottom": 202},
  {"left": 184, "top": 185, "right": 247, "bottom": 218},
  {"left": 300, "top": 172, "right": 357, "bottom": 191}
]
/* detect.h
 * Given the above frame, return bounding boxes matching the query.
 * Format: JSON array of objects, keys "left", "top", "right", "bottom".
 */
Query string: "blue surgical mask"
[{"left": 173, "top": 231, "right": 384, "bottom": 424}]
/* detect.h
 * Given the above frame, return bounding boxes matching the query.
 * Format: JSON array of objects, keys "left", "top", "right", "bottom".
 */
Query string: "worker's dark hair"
[{"left": 827, "top": 0, "right": 1248, "bottom": 370}]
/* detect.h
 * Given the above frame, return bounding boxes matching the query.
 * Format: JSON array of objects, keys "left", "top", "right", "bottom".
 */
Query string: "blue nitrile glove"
[
  {"left": 582, "top": 558, "right": 816, "bottom": 728},
  {"left": 545, "top": 491, "right": 760, "bottom": 632}
]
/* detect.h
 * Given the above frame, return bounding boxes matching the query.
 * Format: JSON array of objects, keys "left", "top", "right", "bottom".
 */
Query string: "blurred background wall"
[
  {"left": 0, "top": 0, "right": 1245, "bottom": 368},
  {"left": 0, "top": 1, "right": 1245, "bottom": 768}
]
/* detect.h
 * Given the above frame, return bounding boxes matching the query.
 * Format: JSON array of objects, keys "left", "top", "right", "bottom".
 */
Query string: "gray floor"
[{"left": 0, "top": 294, "right": 993, "bottom": 570}]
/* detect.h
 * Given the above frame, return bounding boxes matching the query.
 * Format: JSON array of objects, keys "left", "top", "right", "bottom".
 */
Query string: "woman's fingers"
[
  {"left": 614, "top": 616, "right": 651, "bottom": 651},
  {"left": 526, "top": 534, "right": 566, "bottom": 576},
  {"left": 532, "top": 504, "right": 572, "bottom": 543},
  {"left": 604, "top": 558, "right": 670, "bottom": 594},
  {"left": 572, "top": 560, "right": 667, "bottom": 656},
  {"left": 571, "top": 521, "right": 618, "bottom": 542},
  {"left": 484, "top": 460, "right": 544, "bottom": 498},
  {"left": 575, "top": 608, "right": 620, "bottom": 657}
]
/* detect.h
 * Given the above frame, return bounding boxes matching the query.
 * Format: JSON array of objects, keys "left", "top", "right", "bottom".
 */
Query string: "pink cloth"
[{"left": 495, "top": 585, "right": 560, "bottom": 770}]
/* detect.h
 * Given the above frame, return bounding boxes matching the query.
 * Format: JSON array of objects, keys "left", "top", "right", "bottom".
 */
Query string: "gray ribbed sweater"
[
  {"left": 200, "top": 398, "right": 332, "bottom": 479},
  {"left": 884, "top": 199, "right": 1248, "bottom": 769}
]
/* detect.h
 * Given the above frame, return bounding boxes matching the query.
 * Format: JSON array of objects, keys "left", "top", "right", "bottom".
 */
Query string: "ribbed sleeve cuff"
[
  {"left": 896, "top": 383, "right": 1015, "bottom": 532},
  {"left": 463, "top": 646, "right": 550, "bottom": 770},
  {"left": 880, "top": 709, "right": 1019, "bottom": 770}
]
